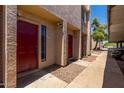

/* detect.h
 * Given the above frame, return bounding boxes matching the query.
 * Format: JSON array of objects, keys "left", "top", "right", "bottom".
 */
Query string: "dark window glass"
[{"left": 41, "top": 25, "right": 46, "bottom": 61}]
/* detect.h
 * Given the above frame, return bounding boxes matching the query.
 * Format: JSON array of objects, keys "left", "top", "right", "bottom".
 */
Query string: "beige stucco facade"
[
  {"left": 0, "top": 5, "right": 90, "bottom": 88},
  {"left": 108, "top": 5, "right": 124, "bottom": 42}
]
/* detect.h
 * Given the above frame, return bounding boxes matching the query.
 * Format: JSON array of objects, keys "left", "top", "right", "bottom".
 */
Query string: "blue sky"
[
  {"left": 90, "top": 5, "right": 108, "bottom": 42},
  {"left": 90, "top": 5, "right": 107, "bottom": 25}
]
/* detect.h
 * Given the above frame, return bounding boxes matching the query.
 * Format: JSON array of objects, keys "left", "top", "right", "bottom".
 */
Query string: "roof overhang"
[
  {"left": 108, "top": 5, "right": 124, "bottom": 42},
  {"left": 17, "top": 5, "right": 62, "bottom": 24},
  {"left": 67, "top": 23, "right": 80, "bottom": 31}
]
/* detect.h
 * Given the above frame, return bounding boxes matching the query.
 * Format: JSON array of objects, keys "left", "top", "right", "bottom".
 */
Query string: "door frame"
[
  {"left": 17, "top": 17, "right": 40, "bottom": 73},
  {"left": 1, "top": 5, "right": 5, "bottom": 84}
]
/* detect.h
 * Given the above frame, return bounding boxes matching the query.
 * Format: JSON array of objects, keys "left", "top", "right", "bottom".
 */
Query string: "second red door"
[{"left": 68, "top": 35, "right": 73, "bottom": 58}]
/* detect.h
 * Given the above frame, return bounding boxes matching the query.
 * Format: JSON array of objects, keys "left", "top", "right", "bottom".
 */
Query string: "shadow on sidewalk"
[
  {"left": 102, "top": 50, "right": 124, "bottom": 88},
  {"left": 17, "top": 61, "right": 86, "bottom": 88},
  {"left": 17, "top": 69, "right": 48, "bottom": 88},
  {"left": 17, "top": 64, "right": 62, "bottom": 88}
]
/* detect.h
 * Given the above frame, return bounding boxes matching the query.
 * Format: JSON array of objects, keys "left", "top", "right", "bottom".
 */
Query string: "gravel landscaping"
[
  {"left": 82, "top": 55, "right": 97, "bottom": 62},
  {"left": 44, "top": 64, "right": 86, "bottom": 83}
]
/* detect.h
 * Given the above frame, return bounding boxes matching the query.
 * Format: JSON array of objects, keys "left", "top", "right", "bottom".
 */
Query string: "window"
[{"left": 41, "top": 25, "right": 46, "bottom": 61}]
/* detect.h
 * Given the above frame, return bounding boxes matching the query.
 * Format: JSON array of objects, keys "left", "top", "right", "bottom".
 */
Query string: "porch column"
[
  {"left": 4, "top": 5, "right": 17, "bottom": 88},
  {"left": 86, "top": 10, "right": 91, "bottom": 56},
  {"left": 74, "top": 30, "right": 81, "bottom": 60},
  {"left": 56, "top": 21, "right": 67, "bottom": 66},
  {"left": 78, "top": 30, "right": 82, "bottom": 59},
  {"left": 62, "top": 21, "right": 68, "bottom": 66}
]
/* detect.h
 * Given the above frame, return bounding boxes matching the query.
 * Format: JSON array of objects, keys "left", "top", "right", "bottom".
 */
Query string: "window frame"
[{"left": 41, "top": 25, "right": 46, "bottom": 62}]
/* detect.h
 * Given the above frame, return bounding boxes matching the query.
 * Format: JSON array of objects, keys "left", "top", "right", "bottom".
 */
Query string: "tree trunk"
[
  {"left": 94, "top": 41, "right": 98, "bottom": 50},
  {"left": 99, "top": 42, "right": 101, "bottom": 50}
]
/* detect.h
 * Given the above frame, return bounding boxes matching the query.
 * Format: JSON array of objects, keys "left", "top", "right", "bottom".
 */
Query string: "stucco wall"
[
  {"left": 41, "top": 5, "right": 82, "bottom": 29},
  {"left": 39, "top": 20, "right": 57, "bottom": 68}
]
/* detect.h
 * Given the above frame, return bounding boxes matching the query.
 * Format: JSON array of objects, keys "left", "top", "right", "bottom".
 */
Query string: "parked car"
[{"left": 111, "top": 48, "right": 124, "bottom": 61}]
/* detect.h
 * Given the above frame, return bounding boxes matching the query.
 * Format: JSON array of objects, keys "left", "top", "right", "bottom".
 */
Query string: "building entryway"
[
  {"left": 17, "top": 20, "right": 38, "bottom": 73},
  {"left": 68, "top": 35, "right": 73, "bottom": 58}
]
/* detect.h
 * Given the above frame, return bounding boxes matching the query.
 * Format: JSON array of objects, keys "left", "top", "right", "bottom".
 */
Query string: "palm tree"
[
  {"left": 91, "top": 18, "right": 108, "bottom": 50},
  {"left": 92, "top": 30, "right": 106, "bottom": 50},
  {"left": 91, "top": 18, "right": 100, "bottom": 31}
]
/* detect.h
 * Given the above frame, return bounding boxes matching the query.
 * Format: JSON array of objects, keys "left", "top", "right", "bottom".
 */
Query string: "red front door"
[
  {"left": 17, "top": 20, "right": 38, "bottom": 73},
  {"left": 68, "top": 35, "right": 73, "bottom": 58}
]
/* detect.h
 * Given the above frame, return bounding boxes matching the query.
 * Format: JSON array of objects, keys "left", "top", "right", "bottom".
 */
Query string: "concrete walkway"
[
  {"left": 17, "top": 51, "right": 124, "bottom": 88},
  {"left": 66, "top": 51, "right": 124, "bottom": 88},
  {"left": 17, "top": 70, "right": 68, "bottom": 88}
]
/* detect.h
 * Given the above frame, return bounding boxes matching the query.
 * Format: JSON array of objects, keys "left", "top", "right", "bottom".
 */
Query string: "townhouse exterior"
[
  {"left": 108, "top": 5, "right": 124, "bottom": 46},
  {"left": 0, "top": 5, "right": 90, "bottom": 88}
]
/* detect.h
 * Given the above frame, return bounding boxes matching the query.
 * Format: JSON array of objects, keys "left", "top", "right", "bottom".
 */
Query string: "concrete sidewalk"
[
  {"left": 66, "top": 51, "right": 124, "bottom": 88},
  {"left": 17, "top": 51, "right": 124, "bottom": 88},
  {"left": 17, "top": 53, "right": 96, "bottom": 88}
]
